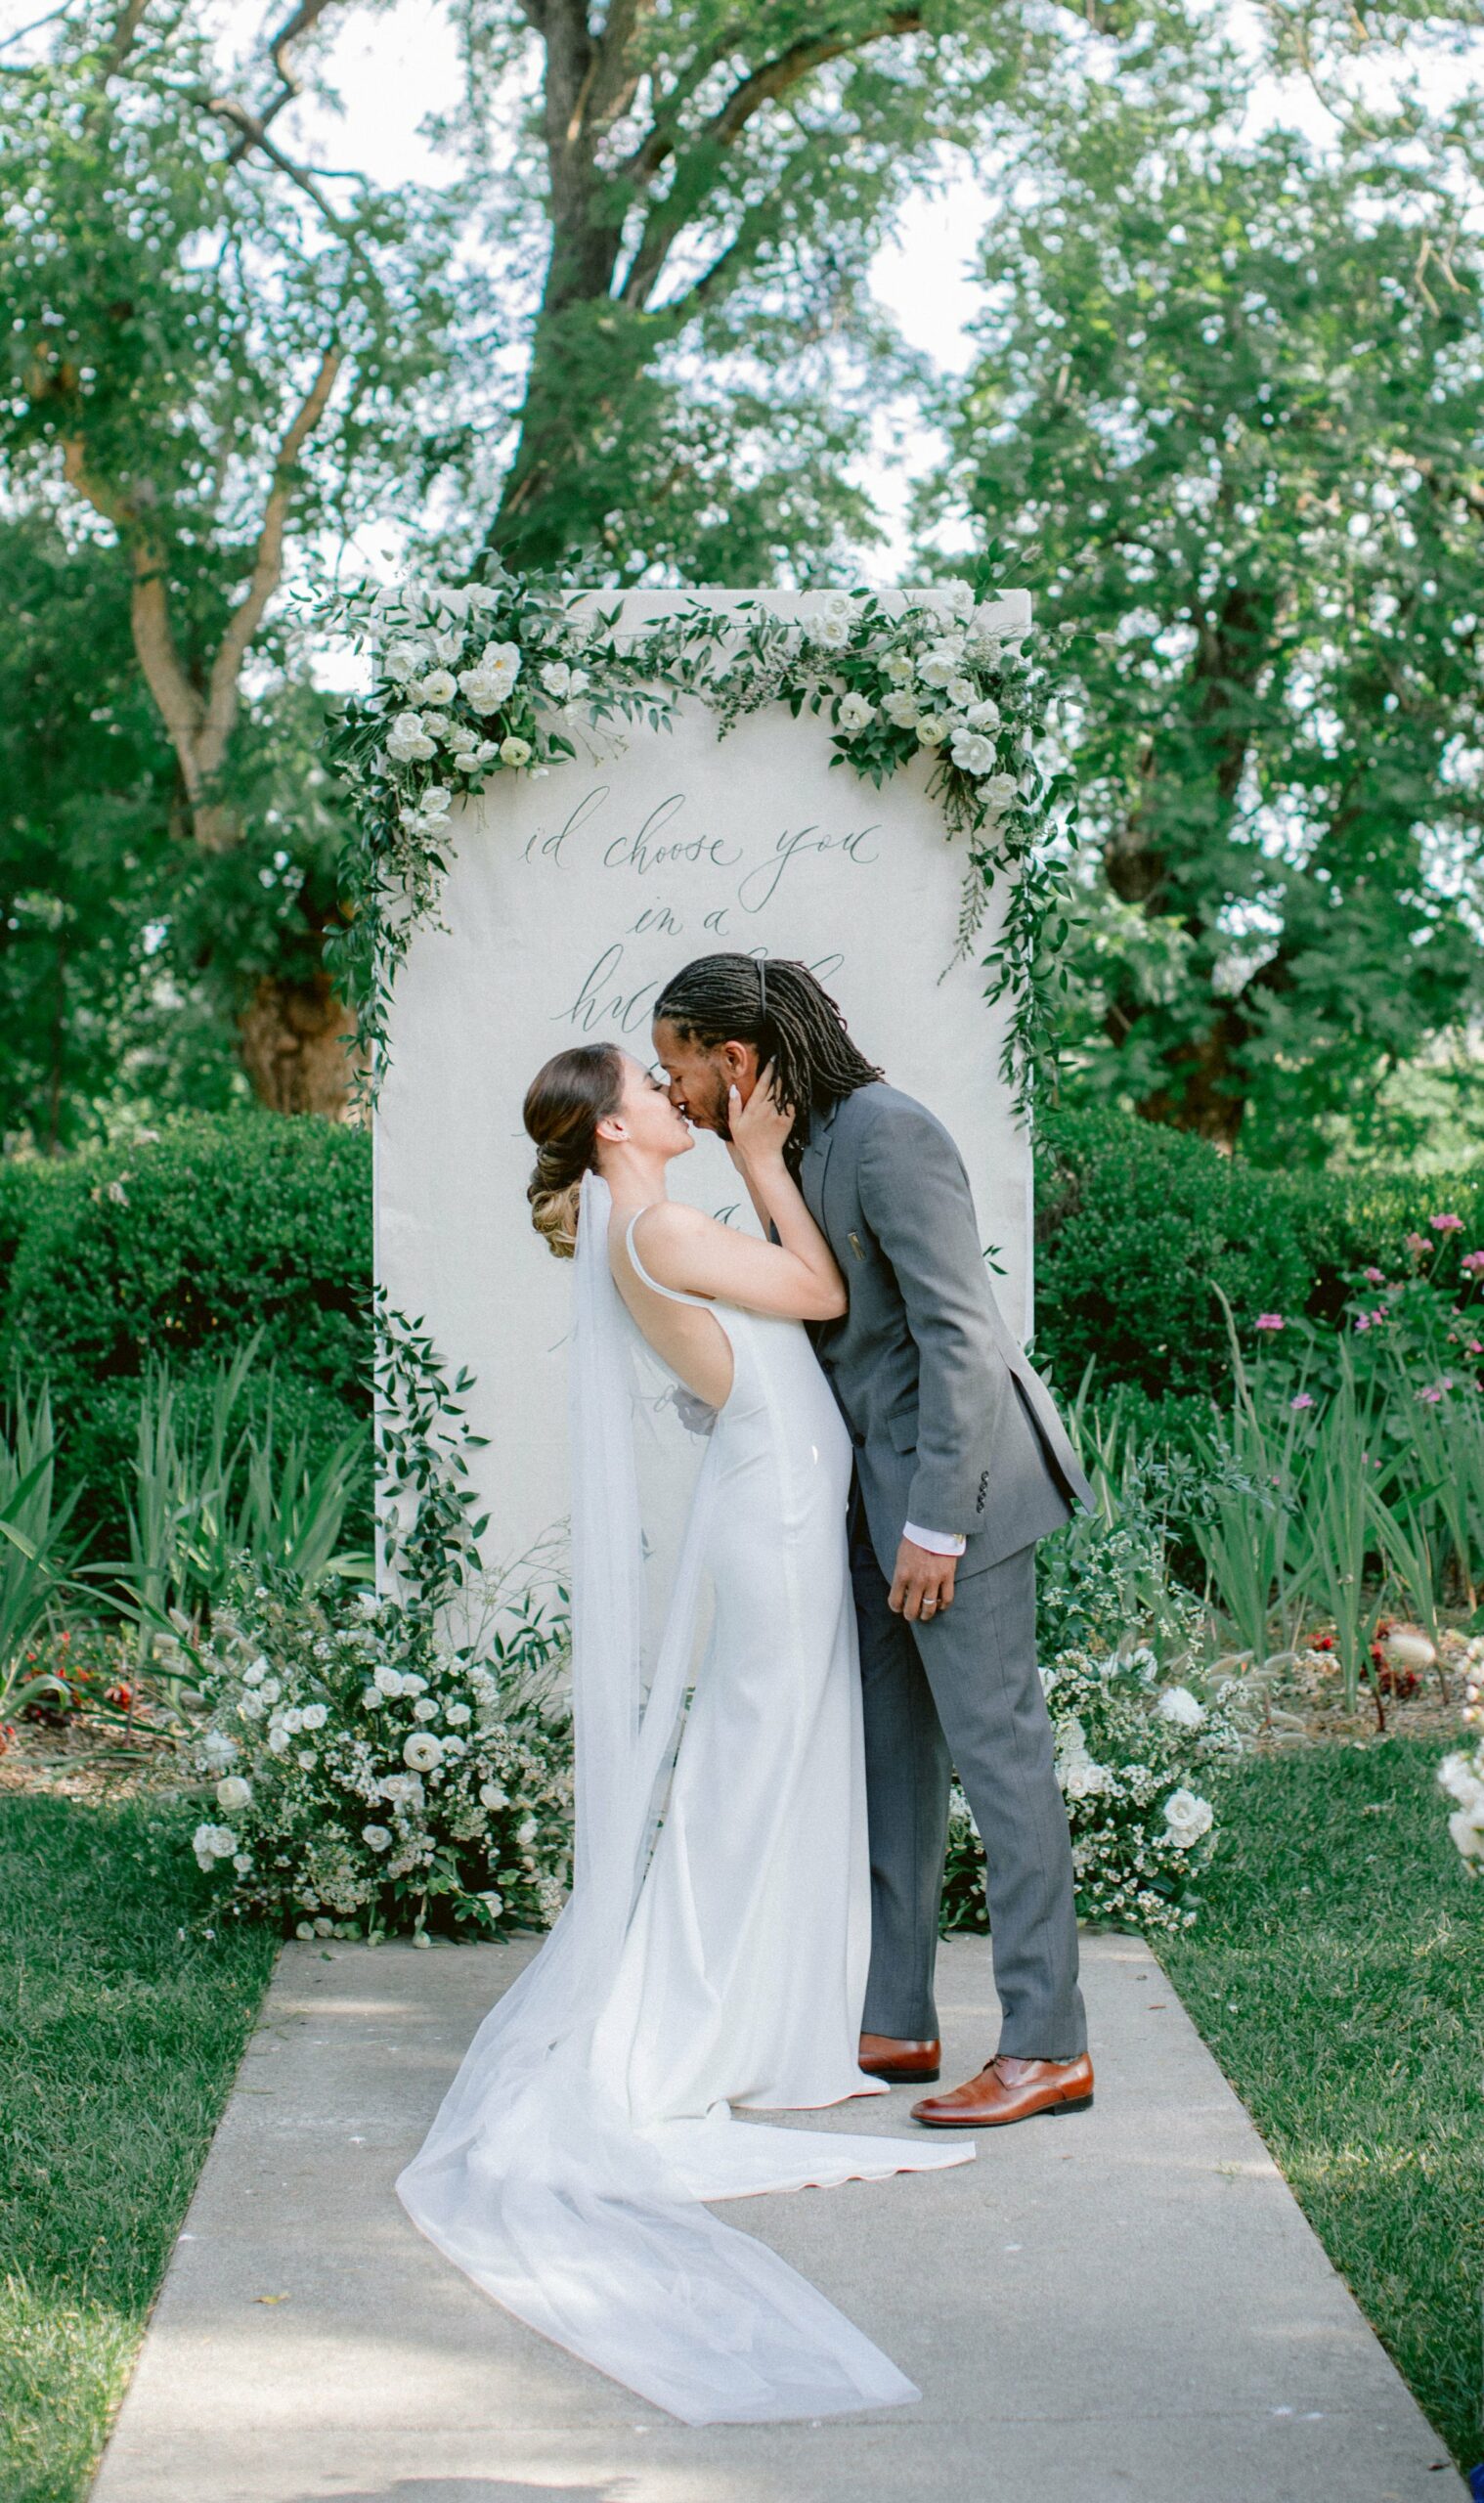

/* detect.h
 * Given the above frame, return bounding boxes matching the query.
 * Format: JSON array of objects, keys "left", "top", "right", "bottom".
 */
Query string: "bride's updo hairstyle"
[{"left": 523, "top": 1042, "right": 625, "bottom": 1259}]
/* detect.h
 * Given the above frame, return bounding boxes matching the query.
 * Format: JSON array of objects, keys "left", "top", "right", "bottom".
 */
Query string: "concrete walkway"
[{"left": 88, "top": 1932, "right": 1464, "bottom": 2503}]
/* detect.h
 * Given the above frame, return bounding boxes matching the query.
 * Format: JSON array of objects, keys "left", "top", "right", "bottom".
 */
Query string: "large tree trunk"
[{"left": 237, "top": 969, "right": 367, "bottom": 1119}]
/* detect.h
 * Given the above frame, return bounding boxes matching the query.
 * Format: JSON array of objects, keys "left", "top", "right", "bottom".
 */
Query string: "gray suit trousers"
[{"left": 850, "top": 1503, "right": 1088, "bottom": 2060}]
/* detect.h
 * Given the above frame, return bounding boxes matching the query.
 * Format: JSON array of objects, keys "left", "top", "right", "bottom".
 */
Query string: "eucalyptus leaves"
[{"left": 320, "top": 563, "right": 1074, "bottom": 1113}]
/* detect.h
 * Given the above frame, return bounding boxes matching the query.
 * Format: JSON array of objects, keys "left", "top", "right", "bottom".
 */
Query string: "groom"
[{"left": 652, "top": 953, "right": 1098, "bottom": 2128}]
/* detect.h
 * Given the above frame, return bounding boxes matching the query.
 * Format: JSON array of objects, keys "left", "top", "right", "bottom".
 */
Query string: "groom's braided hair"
[{"left": 653, "top": 955, "right": 882, "bottom": 1156}]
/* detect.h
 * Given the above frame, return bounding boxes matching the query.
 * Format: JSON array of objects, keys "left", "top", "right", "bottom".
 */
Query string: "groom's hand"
[{"left": 889, "top": 1538, "right": 957, "bottom": 1622}]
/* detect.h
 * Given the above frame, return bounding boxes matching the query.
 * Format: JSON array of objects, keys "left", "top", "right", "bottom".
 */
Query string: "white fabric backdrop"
[{"left": 373, "top": 588, "right": 1034, "bottom": 1582}]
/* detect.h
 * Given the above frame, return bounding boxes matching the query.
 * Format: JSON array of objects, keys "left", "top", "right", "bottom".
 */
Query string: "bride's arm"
[{"left": 631, "top": 1075, "right": 847, "bottom": 1323}]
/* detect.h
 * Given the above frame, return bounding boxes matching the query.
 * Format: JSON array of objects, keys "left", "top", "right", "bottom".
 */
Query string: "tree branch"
[{"left": 198, "top": 340, "right": 343, "bottom": 781}]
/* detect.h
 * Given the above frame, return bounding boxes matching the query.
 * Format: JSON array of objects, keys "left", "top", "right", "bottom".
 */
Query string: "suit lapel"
[{"left": 798, "top": 1096, "right": 840, "bottom": 1230}]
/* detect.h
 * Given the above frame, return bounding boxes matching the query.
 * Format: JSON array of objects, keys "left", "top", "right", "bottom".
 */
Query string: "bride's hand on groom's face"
[{"left": 727, "top": 1064, "right": 794, "bottom": 1165}]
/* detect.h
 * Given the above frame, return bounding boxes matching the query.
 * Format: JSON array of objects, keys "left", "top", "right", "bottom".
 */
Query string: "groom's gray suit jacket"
[{"left": 796, "top": 1081, "right": 1094, "bottom": 1582}]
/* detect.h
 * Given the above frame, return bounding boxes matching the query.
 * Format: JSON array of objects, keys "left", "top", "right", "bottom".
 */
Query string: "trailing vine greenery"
[{"left": 319, "top": 557, "right": 1078, "bottom": 1117}]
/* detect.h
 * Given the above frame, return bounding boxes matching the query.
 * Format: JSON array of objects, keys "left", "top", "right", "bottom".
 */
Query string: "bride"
[{"left": 394, "top": 1040, "right": 972, "bottom": 2425}]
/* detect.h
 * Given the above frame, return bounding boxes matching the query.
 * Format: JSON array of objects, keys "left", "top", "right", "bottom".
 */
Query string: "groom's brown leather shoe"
[
  {"left": 911, "top": 2050, "right": 1094, "bottom": 2127},
  {"left": 858, "top": 2032, "right": 941, "bottom": 2084}
]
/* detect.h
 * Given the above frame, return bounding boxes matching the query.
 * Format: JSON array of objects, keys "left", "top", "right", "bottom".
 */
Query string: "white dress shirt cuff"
[{"left": 903, "top": 1521, "right": 967, "bottom": 1557}]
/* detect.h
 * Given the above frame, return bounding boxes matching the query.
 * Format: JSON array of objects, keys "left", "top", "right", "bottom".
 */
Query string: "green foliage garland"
[{"left": 319, "top": 560, "right": 1078, "bottom": 1116}]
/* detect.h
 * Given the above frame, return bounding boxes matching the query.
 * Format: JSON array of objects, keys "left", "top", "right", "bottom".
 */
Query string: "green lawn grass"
[
  {"left": 0, "top": 1791, "right": 278, "bottom": 2503},
  {"left": 1160, "top": 1735, "right": 1484, "bottom": 2474}
]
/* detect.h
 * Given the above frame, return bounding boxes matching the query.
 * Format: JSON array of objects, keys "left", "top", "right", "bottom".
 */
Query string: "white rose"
[
  {"left": 413, "top": 1696, "right": 439, "bottom": 1723},
  {"left": 880, "top": 651, "right": 917, "bottom": 685},
  {"left": 567, "top": 667, "right": 589, "bottom": 695},
  {"left": 882, "top": 688, "right": 920, "bottom": 727},
  {"left": 385, "top": 712, "right": 438, "bottom": 764},
  {"left": 500, "top": 734, "right": 532, "bottom": 767},
  {"left": 301, "top": 1704, "right": 328, "bottom": 1732},
  {"left": 444, "top": 1700, "right": 472, "bottom": 1726},
  {"left": 242, "top": 1657, "right": 269, "bottom": 1689},
  {"left": 267, "top": 1725, "right": 290, "bottom": 1756},
  {"left": 442, "top": 1734, "right": 467, "bottom": 1758},
  {"left": 215, "top": 1775, "right": 252, "bottom": 1814},
  {"left": 232, "top": 1852, "right": 253, "bottom": 1875},
  {"left": 361, "top": 1687, "right": 382, "bottom": 1709},
  {"left": 411, "top": 669, "right": 457, "bottom": 706},
  {"left": 918, "top": 641, "right": 964, "bottom": 688},
  {"left": 837, "top": 691, "right": 875, "bottom": 732},
  {"left": 283, "top": 1706, "right": 304, "bottom": 1735},
  {"left": 362, "top": 1824, "right": 393, "bottom": 1853},
  {"left": 982, "top": 772, "right": 1019, "bottom": 813},
  {"left": 946, "top": 674, "right": 977, "bottom": 709},
  {"left": 807, "top": 612, "right": 851, "bottom": 650},
  {"left": 915, "top": 716, "right": 948, "bottom": 747},
  {"left": 404, "top": 1732, "right": 444, "bottom": 1772},
  {"left": 949, "top": 730, "right": 996, "bottom": 775},
  {"left": 1156, "top": 1686, "right": 1206, "bottom": 1730},
  {"left": 480, "top": 1781, "right": 508, "bottom": 1811},
  {"left": 373, "top": 1665, "right": 404, "bottom": 1697},
  {"left": 1162, "top": 1787, "right": 1214, "bottom": 1848},
  {"left": 1448, "top": 1806, "right": 1484, "bottom": 1862},
  {"left": 477, "top": 1890, "right": 504, "bottom": 1917},
  {"left": 238, "top": 1691, "right": 265, "bottom": 1721},
  {"left": 540, "top": 660, "right": 572, "bottom": 698},
  {"left": 201, "top": 1731, "right": 238, "bottom": 1769},
  {"left": 457, "top": 641, "right": 521, "bottom": 714},
  {"left": 966, "top": 697, "right": 1001, "bottom": 732},
  {"left": 400, "top": 1673, "right": 427, "bottom": 1697},
  {"left": 381, "top": 640, "right": 426, "bottom": 685}
]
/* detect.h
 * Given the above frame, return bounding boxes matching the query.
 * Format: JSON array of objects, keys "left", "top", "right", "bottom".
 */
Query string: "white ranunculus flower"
[
  {"left": 444, "top": 1700, "right": 472, "bottom": 1726},
  {"left": 882, "top": 687, "right": 920, "bottom": 727},
  {"left": 385, "top": 711, "right": 438, "bottom": 764},
  {"left": 362, "top": 1824, "right": 393, "bottom": 1853},
  {"left": 966, "top": 696, "right": 1002, "bottom": 732},
  {"left": 916, "top": 716, "right": 948, "bottom": 747},
  {"left": 837, "top": 691, "right": 875, "bottom": 732},
  {"left": 1156, "top": 1686, "right": 1206, "bottom": 1729},
  {"left": 480, "top": 1780, "right": 508, "bottom": 1811},
  {"left": 215, "top": 1775, "right": 252, "bottom": 1814},
  {"left": 373, "top": 1665, "right": 404, "bottom": 1697},
  {"left": 411, "top": 669, "right": 457, "bottom": 706},
  {"left": 404, "top": 1731, "right": 444, "bottom": 1772},
  {"left": 413, "top": 1696, "right": 439, "bottom": 1723},
  {"left": 301, "top": 1703, "right": 328, "bottom": 1732},
  {"left": 540, "top": 660, "right": 573, "bottom": 698},
  {"left": 500, "top": 734, "right": 532, "bottom": 766},
  {"left": 982, "top": 772, "right": 1019, "bottom": 814},
  {"left": 946, "top": 673, "right": 977, "bottom": 709},
  {"left": 881, "top": 650, "right": 917, "bottom": 685},
  {"left": 949, "top": 730, "right": 996, "bottom": 775},
  {"left": 1162, "top": 1786, "right": 1214, "bottom": 1848}
]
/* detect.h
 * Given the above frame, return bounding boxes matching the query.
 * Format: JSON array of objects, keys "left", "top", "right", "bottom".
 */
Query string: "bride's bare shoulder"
[{"left": 623, "top": 1199, "right": 712, "bottom": 1277}]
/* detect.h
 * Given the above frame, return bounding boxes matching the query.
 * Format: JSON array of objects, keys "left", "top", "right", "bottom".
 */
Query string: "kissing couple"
[{"left": 396, "top": 952, "right": 1097, "bottom": 2426}]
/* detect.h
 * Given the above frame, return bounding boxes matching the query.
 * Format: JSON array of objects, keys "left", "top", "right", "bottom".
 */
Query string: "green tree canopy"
[{"left": 922, "top": 38, "right": 1484, "bottom": 1160}]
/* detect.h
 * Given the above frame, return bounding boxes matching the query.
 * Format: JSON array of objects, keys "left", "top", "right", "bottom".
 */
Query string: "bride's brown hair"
[{"left": 523, "top": 1042, "right": 625, "bottom": 1258}]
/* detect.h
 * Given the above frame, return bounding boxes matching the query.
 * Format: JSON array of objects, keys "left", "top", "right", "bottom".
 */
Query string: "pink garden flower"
[
  {"left": 1290, "top": 1391, "right": 1315, "bottom": 1410},
  {"left": 1363, "top": 1266, "right": 1385, "bottom": 1285},
  {"left": 1462, "top": 1250, "right": 1484, "bottom": 1276},
  {"left": 1254, "top": 1312, "right": 1285, "bottom": 1332},
  {"left": 1404, "top": 1232, "right": 1430, "bottom": 1256},
  {"left": 1431, "top": 1212, "right": 1464, "bottom": 1233}
]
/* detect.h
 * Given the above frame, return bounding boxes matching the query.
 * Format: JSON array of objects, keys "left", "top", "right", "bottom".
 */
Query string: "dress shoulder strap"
[{"left": 624, "top": 1207, "right": 714, "bottom": 1309}]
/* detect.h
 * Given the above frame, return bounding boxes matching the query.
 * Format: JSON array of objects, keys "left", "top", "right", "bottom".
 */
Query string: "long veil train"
[{"left": 395, "top": 1168, "right": 969, "bottom": 2424}]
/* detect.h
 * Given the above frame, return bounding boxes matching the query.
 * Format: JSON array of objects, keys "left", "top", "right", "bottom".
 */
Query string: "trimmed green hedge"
[
  {"left": 0, "top": 1113, "right": 371, "bottom": 1407},
  {"left": 1032, "top": 1105, "right": 1484, "bottom": 1402}
]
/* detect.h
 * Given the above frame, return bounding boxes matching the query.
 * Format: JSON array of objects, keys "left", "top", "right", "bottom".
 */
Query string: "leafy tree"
[
  {"left": 0, "top": 0, "right": 472, "bottom": 1114},
  {"left": 453, "top": 0, "right": 1130, "bottom": 579},
  {"left": 922, "top": 40, "right": 1484, "bottom": 1161}
]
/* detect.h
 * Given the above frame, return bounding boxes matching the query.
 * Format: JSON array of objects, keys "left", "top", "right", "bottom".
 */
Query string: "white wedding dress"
[{"left": 395, "top": 1170, "right": 972, "bottom": 2423}]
